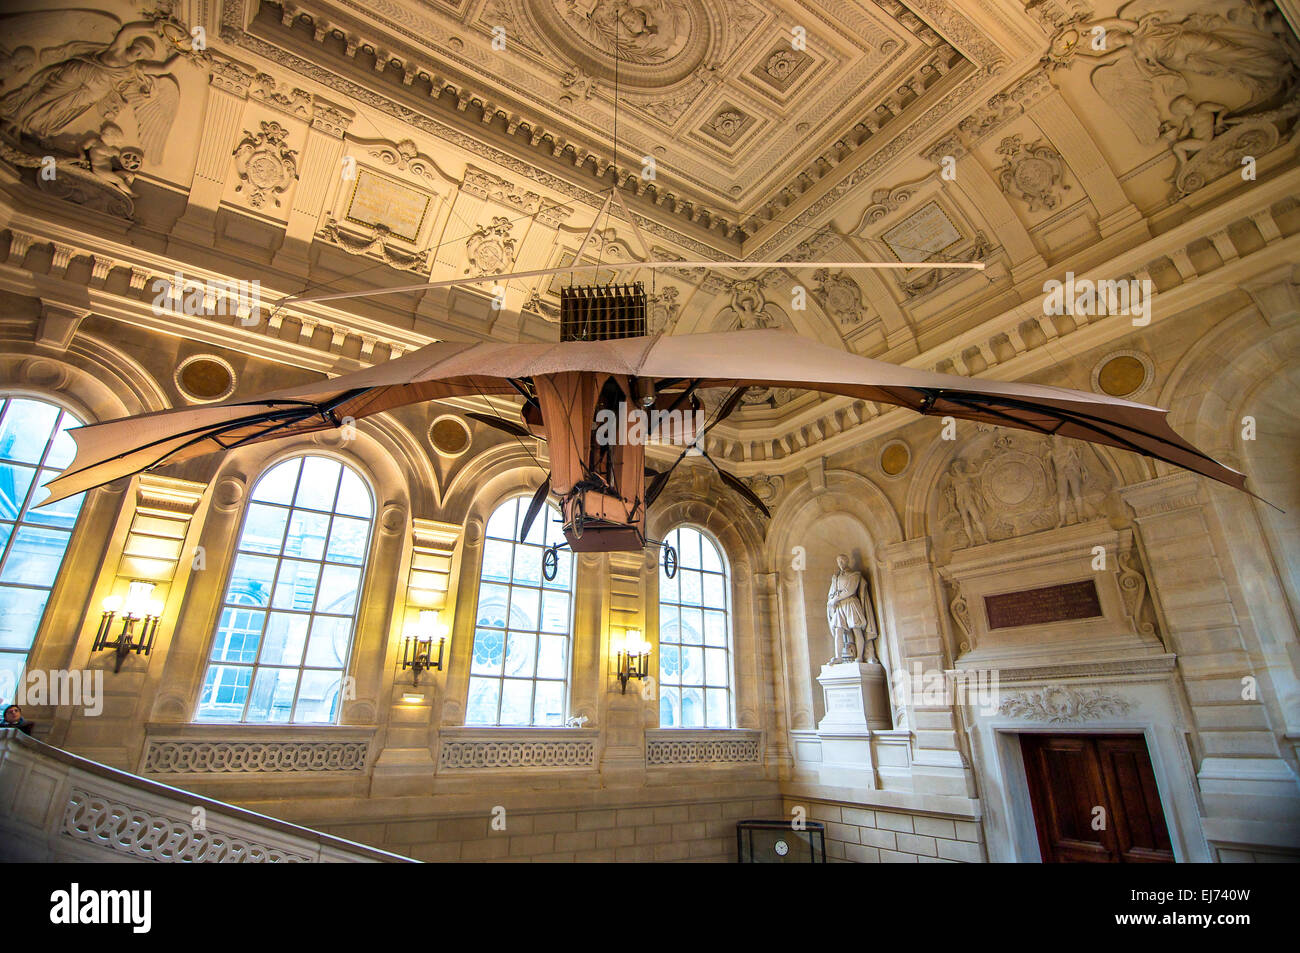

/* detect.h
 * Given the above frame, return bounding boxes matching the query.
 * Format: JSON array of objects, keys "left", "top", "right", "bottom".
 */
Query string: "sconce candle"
[
  {"left": 616, "top": 628, "right": 651, "bottom": 694},
  {"left": 401, "top": 609, "right": 448, "bottom": 686},
  {"left": 92, "top": 581, "right": 162, "bottom": 673}
]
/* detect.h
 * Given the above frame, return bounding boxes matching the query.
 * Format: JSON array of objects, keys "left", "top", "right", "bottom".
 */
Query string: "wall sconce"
[
  {"left": 402, "top": 610, "right": 448, "bottom": 686},
  {"left": 93, "top": 581, "right": 163, "bottom": 673},
  {"left": 616, "top": 628, "right": 651, "bottom": 694}
]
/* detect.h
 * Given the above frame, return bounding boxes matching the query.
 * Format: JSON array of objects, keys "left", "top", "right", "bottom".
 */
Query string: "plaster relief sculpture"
[
  {"left": 1046, "top": 0, "right": 1300, "bottom": 194},
  {"left": 465, "top": 216, "right": 517, "bottom": 276},
  {"left": 232, "top": 121, "right": 299, "bottom": 209},
  {"left": 826, "top": 553, "right": 880, "bottom": 664},
  {"left": 813, "top": 268, "right": 868, "bottom": 326},
  {"left": 647, "top": 285, "right": 679, "bottom": 332},
  {"left": 317, "top": 216, "right": 431, "bottom": 273},
  {"left": 1047, "top": 434, "right": 1093, "bottom": 525},
  {"left": 994, "top": 134, "right": 1070, "bottom": 211},
  {"left": 946, "top": 458, "right": 990, "bottom": 547},
  {"left": 0, "top": 10, "right": 205, "bottom": 217}
]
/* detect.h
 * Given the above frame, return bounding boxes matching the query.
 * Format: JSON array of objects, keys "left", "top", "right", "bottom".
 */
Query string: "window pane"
[
  {"left": 468, "top": 500, "right": 571, "bottom": 726},
  {"left": 335, "top": 466, "right": 372, "bottom": 518},
  {"left": 533, "top": 681, "right": 565, "bottom": 725},
  {"left": 679, "top": 608, "right": 703, "bottom": 645},
  {"left": 0, "top": 585, "right": 47, "bottom": 650},
  {"left": 198, "top": 456, "right": 372, "bottom": 723},
  {"left": 660, "top": 686, "right": 680, "bottom": 727},
  {"left": 679, "top": 530, "right": 702, "bottom": 569},
  {"left": 272, "top": 559, "right": 320, "bottom": 611},
  {"left": 196, "top": 664, "right": 251, "bottom": 721},
  {"left": 471, "top": 629, "right": 504, "bottom": 675},
  {"left": 317, "top": 565, "right": 360, "bottom": 615},
  {"left": 246, "top": 667, "right": 297, "bottom": 722},
  {"left": 537, "top": 634, "right": 567, "bottom": 679},
  {"left": 680, "top": 646, "right": 704, "bottom": 686},
  {"left": 703, "top": 610, "right": 727, "bottom": 646},
  {"left": 681, "top": 687, "right": 704, "bottom": 727},
  {"left": 706, "top": 688, "right": 730, "bottom": 728},
  {"left": 0, "top": 526, "right": 71, "bottom": 584},
  {"left": 702, "top": 572, "right": 726, "bottom": 608},
  {"left": 227, "top": 554, "right": 277, "bottom": 607},
  {"left": 252, "top": 458, "right": 299, "bottom": 505},
  {"left": 240, "top": 503, "right": 290, "bottom": 555},
  {"left": 465, "top": 677, "right": 500, "bottom": 724},
  {"left": 304, "top": 615, "right": 351, "bottom": 668},
  {"left": 0, "top": 399, "right": 86, "bottom": 679},
  {"left": 499, "top": 679, "right": 533, "bottom": 725},
  {"left": 259, "top": 612, "right": 309, "bottom": 666},
  {"left": 295, "top": 457, "right": 341, "bottom": 511},
  {"left": 701, "top": 538, "right": 722, "bottom": 573},
  {"left": 293, "top": 670, "right": 342, "bottom": 724},
  {"left": 209, "top": 607, "right": 263, "bottom": 663},
  {"left": 284, "top": 510, "right": 329, "bottom": 560},
  {"left": 505, "top": 631, "right": 536, "bottom": 678},
  {"left": 481, "top": 539, "right": 513, "bottom": 582},
  {"left": 0, "top": 464, "right": 35, "bottom": 520},
  {"left": 0, "top": 399, "right": 58, "bottom": 464},
  {"left": 680, "top": 569, "right": 702, "bottom": 606},
  {"left": 705, "top": 648, "right": 728, "bottom": 686},
  {"left": 660, "top": 644, "right": 680, "bottom": 680}
]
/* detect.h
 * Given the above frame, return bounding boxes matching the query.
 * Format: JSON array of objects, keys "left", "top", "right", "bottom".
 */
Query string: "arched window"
[
  {"left": 658, "top": 526, "right": 733, "bottom": 728},
  {"left": 0, "top": 397, "right": 85, "bottom": 692},
  {"left": 466, "top": 497, "right": 573, "bottom": 726},
  {"left": 196, "top": 455, "right": 374, "bottom": 723}
]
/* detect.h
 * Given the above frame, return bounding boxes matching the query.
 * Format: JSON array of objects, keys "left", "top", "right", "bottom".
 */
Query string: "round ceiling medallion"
[
  {"left": 527, "top": 0, "right": 713, "bottom": 86},
  {"left": 1092, "top": 351, "right": 1152, "bottom": 399},
  {"left": 429, "top": 415, "right": 472, "bottom": 457},
  {"left": 175, "top": 355, "right": 236, "bottom": 404},
  {"left": 880, "top": 440, "right": 910, "bottom": 477}
]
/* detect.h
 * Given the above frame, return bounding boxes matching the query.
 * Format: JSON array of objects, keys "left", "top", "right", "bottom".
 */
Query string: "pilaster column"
[
  {"left": 598, "top": 551, "right": 647, "bottom": 784},
  {"left": 171, "top": 56, "right": 255, "bottom": 247},
  {"left": 1122, "top": 472, "right": 1300, "bottom": 842},
  {"left": 880, "top": 536, "right": 976, "bottom": 797},
  {"left": 272, "top": 100, "right": 355, "bottom": 270}
]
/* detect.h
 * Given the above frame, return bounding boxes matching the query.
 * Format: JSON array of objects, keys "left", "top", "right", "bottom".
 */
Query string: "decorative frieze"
[
  {"left": 142, "top": 740, "right": 369, "bottom": 774},
  {"left": 996, "top": 686, "right": 1136, "bottom": 722},
  {"left": 438, "top": 735, "right": 597, "bottom": 769},
  {"left": 645, "top": 730, "right": 763, "bottom": 765},
  {"left": 64, "top": 789, "right": 312, "bottom": 862}
]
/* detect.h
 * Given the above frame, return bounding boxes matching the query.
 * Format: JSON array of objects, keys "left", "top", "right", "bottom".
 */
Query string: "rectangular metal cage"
[
  {"left": 559, "top": 283, "right": 647, "bottom": 342},
  {"left": 736, "top": 819, "right": 827, "bottom": 863}
]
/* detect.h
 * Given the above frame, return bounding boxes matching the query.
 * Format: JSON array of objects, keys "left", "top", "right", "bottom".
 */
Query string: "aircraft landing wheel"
[
  {"left": 571, "top": 497, "right": 585, "bottom": 540},
  {"left": 663, "top": 543, "right": 677, "bottom": 579},
  {"left": 542, "top": 544, "right": 559, "bottom": 582}
]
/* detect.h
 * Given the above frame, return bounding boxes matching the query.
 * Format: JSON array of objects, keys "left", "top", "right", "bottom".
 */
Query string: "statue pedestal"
[{"left": 815, "top": 662, "right": 892, "bottom": 790}]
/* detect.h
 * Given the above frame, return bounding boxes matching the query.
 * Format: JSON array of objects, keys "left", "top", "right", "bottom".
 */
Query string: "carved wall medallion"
[
  {"left": 997, "top": 686, "right": 1135, "bottom": 722},
  {"left": 813, "top": 268, "right": 867, "bottom": 326},
  {"left": 752, "top": 46, "right": 813, "bottom": 93},
  {"left": 701, "top": 106, "right": 755, "bottom": 145},
  {"left": 232, "top": 121, "right": 299, "bottom": 209},
  {"left": 465, "top": 216, "right": 516, "bottom": 275},
  {"left": 995, "top": 134, "right": 1069, "bottom": 211}
]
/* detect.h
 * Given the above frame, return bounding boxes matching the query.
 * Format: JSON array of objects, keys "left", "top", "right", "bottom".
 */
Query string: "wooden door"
[{"left": 1021, "top": 733, "right": 1175, "bottom": 863}]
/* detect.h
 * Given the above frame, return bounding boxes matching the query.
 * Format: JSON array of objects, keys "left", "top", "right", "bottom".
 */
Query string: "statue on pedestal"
[{"left": 826, "top": 553, "right": 879, "bottom": 665}]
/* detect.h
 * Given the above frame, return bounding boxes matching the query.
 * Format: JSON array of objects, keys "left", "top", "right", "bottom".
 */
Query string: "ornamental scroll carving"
[
  {"left": 142, "top": 740, "right": 369, "bottom": 774},
  {"left": 997, "top": 686, "right": 1135, "bottom": 722},
  {"left": 438, "top": 739, "right": 595, "bottom": 769},
  {"left": 63, "top": 789, "right": 311, "bottom": 862}
]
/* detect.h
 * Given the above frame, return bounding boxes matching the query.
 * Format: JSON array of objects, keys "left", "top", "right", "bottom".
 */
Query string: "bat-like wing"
[{"left": 41, "top": 328, "right": 1246, "bottom": 505}]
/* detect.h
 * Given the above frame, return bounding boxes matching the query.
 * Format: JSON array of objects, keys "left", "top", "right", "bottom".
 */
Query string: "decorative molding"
[
  {"left": 232, "top": 121, "right": 299, "bottom": 209},
  {"left": 645, "top": 730, "right": 763, "bottom": 765},
  {"left": 994, "top": 134, "right": 1069, "bottom": 212},
  {"left": 997, "top": 686, "right": 1136, "bottom": 722},
  {"left": 142, "top": 740, "right": 369, "bottom": 774},
  {"left": 437, "top": 730, "right": 597, "bottom": 769},
  {"left": 63, "top": 788, "right": 312, "bottom": 862}
]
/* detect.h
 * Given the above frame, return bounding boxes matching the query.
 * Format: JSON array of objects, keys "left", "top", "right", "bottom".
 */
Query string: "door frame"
[{"left": 985, "top": 721, "right": 1209, "bottom": 862}]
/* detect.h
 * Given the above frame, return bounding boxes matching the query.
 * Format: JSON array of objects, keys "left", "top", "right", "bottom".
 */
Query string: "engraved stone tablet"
[
  {"left": 346, "top": 168, "right": 431, "bottom": 242},
  {"left": 881, "top": 201, "right": 962, "bottom": 261},
  {"left": 984, "top": 579, "right": 1102, "bottom": 629}
]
